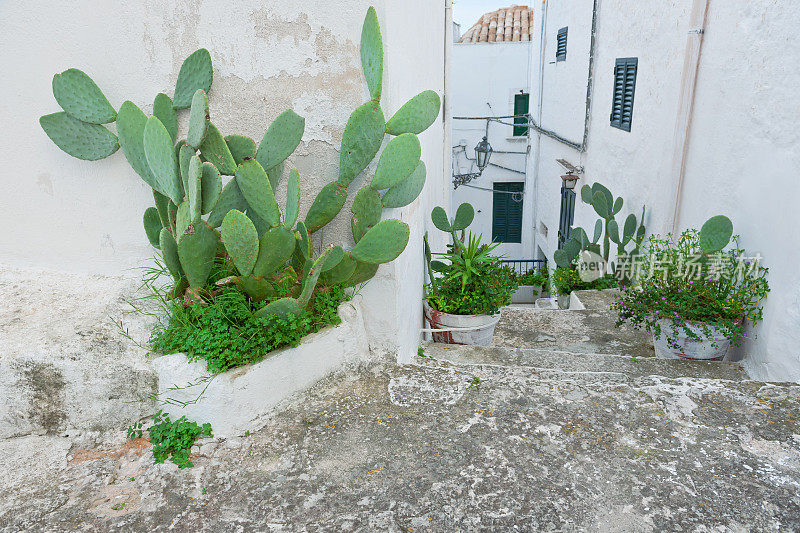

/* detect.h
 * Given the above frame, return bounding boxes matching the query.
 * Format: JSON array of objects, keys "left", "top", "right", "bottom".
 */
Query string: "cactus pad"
[
  {"left": 382, "top": 161, "right": 426, "bottom": 208},
  {"left": 153, "top": 93, "right": 177, "bottom": 141},
  {"left": 221, "top": 209, "right": 259, "bottom": 276},
  {"left": 175, "top": 201, "right": 191, "bottom": 243},
  {"left": 253, "top": 226, "right": 296, "bottom": 278},
  {"left": 40, "top": 112, "right": 119, "bottom": 161},
  {"left": 143, "top": 207, "right": 162, "bottom": 248},
  {"left": 153, "top": 190, "right": 171, "bottom": 228},
  {"left": 431, "top": 206, "right": 451, "bottom": 232},
  {"left": 305, "top": 182, "right": 348, "bottom": 233},
  {"left": 296, "top": 221, "right": 312, "bottom": 260},
  {"left": 200, "top": 123, "right": 236, "bottom": 175},
  {"left": 351, "top": 219, "right": 409, "bottom": 264},
  {"left": 173, "top": 49, "right": 213, "bottom": 110},
  {"left": 208, "top": 179, "right": 248, "bottom": 228},
  {"left": 255, "top": 110, "right": 305, "bottom": 171},
  {"left": 385, "top": 90, "right": 440, "bottom": 135},
  {"left": 352, "top": 186, "right": 382, "bottom": 226},
  {"left": 591, "top": 191, "right": 610, "bottom": 219},
  {"left": 699, "top": 215, "right": 733, "bottom": 253},
  {"left": 338, "top": 102, "right": 385, "bottom": 186},
  {"left": 187, "top": 89, "right": 209, "bottom": 149},
  {"left": 321, "top": 246, "right": 345, "bottom": 272},
  {"left": 187, "top": 155, "right": 203, "bottom": 221},
  {"left": 159, "top": 228, "right": 182, "bottom": 280},
  {"left": 284, "top": 169, "right": 301, "bottom": 229},
  {"left": 116, "top": 101, "right": 157, "bottom": 185},
  {"left": 224, "top": 135, "right": 256, "bottom": 165},
  {"left": 344, "top": 260, "right": 378, "bottom": 287},
  {"left": 143, "top": 116, "right": 183, "bottom": 204},
  {"left": 452, "top": 202, "right": 475, "bottom": 231},
  {"left": 321, "top": 252, "right": 358, "bottom": 285},
  {"left": 239, "top": 276, "right": 275, "bottom": 302},
  {"left": 235, "top": 159, "right": 281, "bottom": 228},
  {"left": 177, "top": 220, "right": 219, "bottom": 288},
  {"left": 371, "top": 133, "right": 421, "bottom": 190},
  {"left": 200, "top": 162, "right": 222, "bottom": 214},
  {"left": 52, "top": 69, "right": 117, "bottom": 124},
  {"left": 360, "top": 7, "right": 383, "bottom": 101}
]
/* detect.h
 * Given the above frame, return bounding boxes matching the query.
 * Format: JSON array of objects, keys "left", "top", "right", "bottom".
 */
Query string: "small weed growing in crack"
[
  {"left": 631, "top": 357, "right": 641, "bottom": 363},
  {"left": 127, "top": 411, "right": 212, "bottom": 468},
  {"left": 111, "top": 503, "right": 126, "bottom": 511},
  {"left": 467, "top": 376, "right": 481, "bottom": 388}
]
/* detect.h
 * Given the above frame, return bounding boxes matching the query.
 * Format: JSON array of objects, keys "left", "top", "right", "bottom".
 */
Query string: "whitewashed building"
[
  {"left": 451, "top": 5, "right": 536, "bottom": 260},
  {"left": 526, "top": 0, "right": 800, "bottom": 381}
]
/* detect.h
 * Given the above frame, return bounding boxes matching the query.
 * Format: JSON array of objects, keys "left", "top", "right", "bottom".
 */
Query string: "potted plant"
[
  {"left": 552, "top": 266, "right": 618, "bottom": 309},
  {"left": 614, "top": 215, "right": 769, "bottom": 360},
  {"left": 423, "top": 203, "right": 518, "bottom": 345},
  {"left": 509, "top": 265, "right": 549, "bottom": 304}
]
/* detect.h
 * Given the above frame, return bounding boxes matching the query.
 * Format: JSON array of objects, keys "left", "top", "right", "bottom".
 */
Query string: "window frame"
[{"left": 610, "top": 57, "right": 638, "bottom": 132}]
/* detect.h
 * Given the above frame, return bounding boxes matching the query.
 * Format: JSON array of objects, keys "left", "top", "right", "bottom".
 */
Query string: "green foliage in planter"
[
  {"left": 39, "top": 6, "right": 440, "bottom": 319},
  {"left": 552, "top": 267, "right": 617, "bottom": 296},
  {"left": 150, "top": 284, "right": 347, "bottom": 373},
  {"left": 424, "top": 203, "right": 518, "bottom": 315},
  {"left": 554, "top": 182, "right": 646, "bottom": 269},
  {"left": 128, "top": 410, "right": 212, "bottom": 469},
  {"left": 613, "top": 216, "right": 769, "bottom": 349},
  {"left": 510, "top": 265, "right": 549, "bottom": 287}
]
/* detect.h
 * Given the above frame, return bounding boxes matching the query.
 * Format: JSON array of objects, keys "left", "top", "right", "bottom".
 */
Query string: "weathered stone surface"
[
  {"left": 0, "top": 266, "right": 157, "bottom": 438},
  {"left": 2, "top": 357, "right": 799, "bottom": 531},
  {"left": 493, "top": 290, "right": 653, "bottom": 357}
]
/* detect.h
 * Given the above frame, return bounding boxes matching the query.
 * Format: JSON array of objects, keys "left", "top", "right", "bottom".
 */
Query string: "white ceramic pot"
[
  {"left": 652, "top": 318, "right": 732, "bottom": 361},
  {"left": 510, "top": 285, "right": 543, "bottom": 304},
  {"left": 423, "top": 301, "right": 500, "bottom": 346}
]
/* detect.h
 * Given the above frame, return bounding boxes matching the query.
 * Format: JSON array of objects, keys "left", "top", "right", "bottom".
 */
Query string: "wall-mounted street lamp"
[
  {"left": 452, "top": 131, "right": 494, "bottom": 189},
  {"left": 561, "top": 174, "right": 579, "bottom": 190},
  {"left": 475, "top": 136, "right": 493, "bottom": 171},
  {"left": 556, "top": 158, "right": 583, "bottom": 191}
]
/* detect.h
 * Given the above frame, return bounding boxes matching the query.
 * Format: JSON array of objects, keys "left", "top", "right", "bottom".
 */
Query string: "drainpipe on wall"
[
  {"left": 667, "top": 0, "right": 710, "bottom": 235},
  {"left": 443, "top": 0, "right": 453, "bottom": 215}
]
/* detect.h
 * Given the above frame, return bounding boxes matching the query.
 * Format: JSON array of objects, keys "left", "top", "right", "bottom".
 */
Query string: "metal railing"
[{"left": 500, "top": 259, "right": 548, "bottom": 276}]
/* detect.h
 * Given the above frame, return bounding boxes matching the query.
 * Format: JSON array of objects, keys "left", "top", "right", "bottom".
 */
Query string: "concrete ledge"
[{"left": 152, "top": 297, "right": 370, "bottom": 437}]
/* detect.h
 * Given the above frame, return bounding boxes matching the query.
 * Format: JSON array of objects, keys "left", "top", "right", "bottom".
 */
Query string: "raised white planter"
[
  {"left": 423, "top": 301, "right": 500, "bottom": 346},
  {"left": 557, "top": 294, "right": 571, "bottom": 309},
  {"left": 653, "top": 318, "right": 732, "bottom": 361},
  {"left": 510, "top": 285, "right": 543, "bottom": 304},
  {"left": 152, "top": 297, "right": 370, "bottom": 437}
]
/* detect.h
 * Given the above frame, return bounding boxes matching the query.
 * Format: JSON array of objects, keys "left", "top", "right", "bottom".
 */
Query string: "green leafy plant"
[
  {"left": 511, "top": 265, "right": 548, "bottom": 287},
  {"left": 40, "top": 7, "right": 441, "bottom": 319},
  {"left": 424, "top": 203, "right": 518, "bottom": 315},
  {"left": 551, "top": 267, "right": 617, "bottom": 296},
  {"left": 144, "top": 411, "right": 213, "bottom": 469},
  {"left": 613, "top": 215, "right": 769, "bottom": 349},
  {"left": 150, "top": 284, "right": 347, "bottom": 372}
]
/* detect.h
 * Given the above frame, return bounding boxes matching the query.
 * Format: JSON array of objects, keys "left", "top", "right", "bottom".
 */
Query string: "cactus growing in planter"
[
  {"left": 39, "top": 7, "right": 440, "bottom": 317},
  {"left": 553, "top": 182, "right": 646, "bottom": 270}
]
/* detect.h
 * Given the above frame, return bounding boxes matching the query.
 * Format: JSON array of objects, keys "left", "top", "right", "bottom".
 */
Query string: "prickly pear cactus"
[{"left": 39, "top": 6, "right": 440, "bottom": 318}]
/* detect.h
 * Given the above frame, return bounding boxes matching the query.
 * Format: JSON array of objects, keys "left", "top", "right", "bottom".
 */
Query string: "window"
[
  {"left": 610, "top": 57, "right": 638, "bottom": 131},
  {"left": 556, "top": 27, "right": 568, "bottom": 61},
  {"left": 513, "top": 92, "right": 529, "bottom": 136},
  {"left": 492, "top": 182, "right": 524, "bottom": 243}
]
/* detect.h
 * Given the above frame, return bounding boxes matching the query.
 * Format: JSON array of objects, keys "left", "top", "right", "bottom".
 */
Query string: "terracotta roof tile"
[{"left": 459, "top": 5, "right": 534, "bottom": 43}]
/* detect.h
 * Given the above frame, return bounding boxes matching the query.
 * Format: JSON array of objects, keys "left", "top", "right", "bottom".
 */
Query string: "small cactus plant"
[{"left": 40, "top": 6, "right": 440, "bottom": 317}]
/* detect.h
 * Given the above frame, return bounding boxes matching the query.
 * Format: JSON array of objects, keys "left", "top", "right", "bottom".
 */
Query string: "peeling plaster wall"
[
  {"left": 529, "top": 0, "right": 800, "bottom": 381},
  {"left": 0, "top": 1, "right": 445, "bottom": 362}
]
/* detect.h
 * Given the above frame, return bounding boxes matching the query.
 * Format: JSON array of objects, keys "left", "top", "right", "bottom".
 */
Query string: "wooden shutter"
[
  {"left": 513, "top": 93, "right": 529, "bottom": 136},
  {"left": 556, "top": 27, "right": 568, "bottom": 61},
  {"left": 492, "top": 182, "right": 524, "bottom": 243},
  {"left": 610, "top": 57, "right": 638, "bottom": 132}
]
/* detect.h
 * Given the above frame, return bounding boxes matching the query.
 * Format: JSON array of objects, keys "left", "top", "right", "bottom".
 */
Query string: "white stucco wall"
[
  {"left": 529, "top": 0, "right": 800, "bottom": 381},
  {"left": 0, "top": 0, "right": 445, "bottom": 363},
  {"left": 451, "top": 41, "right": 534, "bottom": 259}
]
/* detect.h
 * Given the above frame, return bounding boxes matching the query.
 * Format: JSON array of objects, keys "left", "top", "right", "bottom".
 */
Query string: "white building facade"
[
  {"left": 527, "top": 0, "right": 800, "bottom": 381},
  {"left": 451, "top": 6, "right": 536, "bottom": 260}
]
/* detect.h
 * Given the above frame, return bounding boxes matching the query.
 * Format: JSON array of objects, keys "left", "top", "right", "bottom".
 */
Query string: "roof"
[{"left": 458, "top": 5, "right": 534, "bottom": 44}]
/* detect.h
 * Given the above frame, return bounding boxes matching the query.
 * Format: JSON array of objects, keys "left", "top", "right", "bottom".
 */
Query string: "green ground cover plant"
[{"left": 128, "top": 411, "right": 213, "bottom": 469}]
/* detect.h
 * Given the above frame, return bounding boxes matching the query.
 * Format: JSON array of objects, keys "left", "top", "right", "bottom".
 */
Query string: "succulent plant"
[
  {"left": 40, "top": 6, "right": 441, "bottom": 317},
  {"left": 554, "top": 182, "right": 647, "bottom": 271}
]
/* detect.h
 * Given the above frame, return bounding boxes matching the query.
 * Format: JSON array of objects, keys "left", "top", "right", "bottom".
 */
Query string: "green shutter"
[
  {"left": 513, "top": 93, "right": 529, "bottom": 136},
  {"left": 492, "top": 182, "right": 524, "bottom": 243}
]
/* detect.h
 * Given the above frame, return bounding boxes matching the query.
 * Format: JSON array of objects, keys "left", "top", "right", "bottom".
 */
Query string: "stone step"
[{"left": 422, "top": 343, "right": 749, "bottom": 381}]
